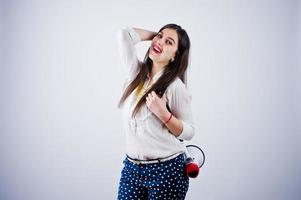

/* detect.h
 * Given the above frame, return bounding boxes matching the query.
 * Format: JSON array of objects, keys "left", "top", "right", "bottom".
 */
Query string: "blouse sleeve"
[
  {"left": 169, "top": 79, "right": 195, "bottom": 141},
  {"left": 116, "top": 26, "right": 141, "bottom": 82}
]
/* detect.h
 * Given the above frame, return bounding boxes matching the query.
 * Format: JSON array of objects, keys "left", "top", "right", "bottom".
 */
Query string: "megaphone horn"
[{"left": 184, "top": 145, "right": 205, "bottom": 178}]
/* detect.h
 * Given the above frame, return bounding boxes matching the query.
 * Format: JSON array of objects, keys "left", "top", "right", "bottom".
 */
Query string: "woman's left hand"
[{"left": 146, "top": 91, "right": 169, "bottom": 120}]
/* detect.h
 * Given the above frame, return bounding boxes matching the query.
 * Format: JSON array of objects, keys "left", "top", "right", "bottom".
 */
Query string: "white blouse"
[{"left": 116, "top": 26, "right": 195, "bottom": 160}]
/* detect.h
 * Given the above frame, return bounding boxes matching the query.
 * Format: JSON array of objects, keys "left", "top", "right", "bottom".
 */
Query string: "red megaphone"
[{"left": 184, "top": 157, "right": 200, "bottom": 178}]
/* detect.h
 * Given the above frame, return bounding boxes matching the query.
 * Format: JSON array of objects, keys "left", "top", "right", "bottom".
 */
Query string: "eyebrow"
[{"left": 159, "top": 31, "right": 176, "bottom": 44}]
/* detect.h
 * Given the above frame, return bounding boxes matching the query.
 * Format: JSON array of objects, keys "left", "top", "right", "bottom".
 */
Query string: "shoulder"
[
  {"left": 169, "top": 77, "right": 184, "bottom": 87},
  {"left": 167, "top": 77, "right": 192, "bottom": 99}
]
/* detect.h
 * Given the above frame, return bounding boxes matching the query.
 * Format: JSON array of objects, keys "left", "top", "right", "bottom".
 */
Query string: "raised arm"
[
  {"left": 133, "top": 28, "right": 157, "bottom": 41},
  {"left": 116, "top": 27, "right": 157, "bottom": 82},
  {"left": 116, "top": 27, "right": 141, "bottom": 81}
]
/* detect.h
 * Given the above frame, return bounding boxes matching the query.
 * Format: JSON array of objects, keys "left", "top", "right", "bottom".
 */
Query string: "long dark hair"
[{"left": 118, "top": 24, "right": 191, "bottom": 118}]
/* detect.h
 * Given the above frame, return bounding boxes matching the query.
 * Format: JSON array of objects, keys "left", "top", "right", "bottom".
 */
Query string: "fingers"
[
  {"left": 146, "top": 91, "right": 167, "bottom": 111},
  {"left": 147, "top": 91, "right": 168, "bottom": 100},
  {"left": 146, "top": 98, "right": 150, "bottom": 107},
  {"left": 149, "top": 91, "right": 157, "bottom": 98},
  {"left": 147, "top": 91, "right": 157, "bottom": 100}
]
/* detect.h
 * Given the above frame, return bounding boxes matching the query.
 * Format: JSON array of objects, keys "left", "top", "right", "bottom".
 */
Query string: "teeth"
[{"left": 153, "top": 46, "right": 161, "bottom": 53}]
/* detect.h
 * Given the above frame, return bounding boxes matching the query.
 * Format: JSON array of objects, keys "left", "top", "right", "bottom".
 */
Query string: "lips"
[{"left": 152, "top": 44, "right": 162, "bottom": 54}]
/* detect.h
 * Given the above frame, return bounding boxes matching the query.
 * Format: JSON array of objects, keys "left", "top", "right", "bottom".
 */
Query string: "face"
[{"left": 149, "top": 28, "right": 179, "bottom": 65}]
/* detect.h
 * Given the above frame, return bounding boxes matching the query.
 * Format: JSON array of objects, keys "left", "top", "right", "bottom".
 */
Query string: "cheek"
[{"left": 164, "top": 49, "right": 176, "bottom": 58}]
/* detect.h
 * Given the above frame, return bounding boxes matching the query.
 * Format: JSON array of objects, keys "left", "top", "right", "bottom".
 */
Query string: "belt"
[{"left": 126, "top": 152, "right": 182, "bottom": 165}]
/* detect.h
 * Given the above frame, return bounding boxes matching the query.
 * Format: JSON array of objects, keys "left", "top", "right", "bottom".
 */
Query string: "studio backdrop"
[{"left": 1, "top": 0, "right": 300, "bottom": 199}]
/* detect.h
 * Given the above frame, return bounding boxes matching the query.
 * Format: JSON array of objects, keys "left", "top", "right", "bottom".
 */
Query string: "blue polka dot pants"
[{"left": 117, "top": 153, "right": 189, "bottom": 200}]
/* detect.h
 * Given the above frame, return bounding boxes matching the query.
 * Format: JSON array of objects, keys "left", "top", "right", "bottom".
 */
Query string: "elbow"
[{"left": 177, "top": 120, "right": 195, "bottom": 141}]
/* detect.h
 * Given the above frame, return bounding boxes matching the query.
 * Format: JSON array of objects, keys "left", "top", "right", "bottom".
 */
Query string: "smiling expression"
[{"left": 149, "top": 28, "right": 179, "bottom": 65}]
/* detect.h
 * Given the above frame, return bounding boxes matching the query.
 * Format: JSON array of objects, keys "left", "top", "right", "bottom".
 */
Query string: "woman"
[{"left": 116, "top": 24, "right": 195, "bottom": 200}]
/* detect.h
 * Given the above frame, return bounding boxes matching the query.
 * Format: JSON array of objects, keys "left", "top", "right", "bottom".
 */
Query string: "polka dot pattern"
[{"left": 117, "top": 153, "right": 189, "bottom": 199}]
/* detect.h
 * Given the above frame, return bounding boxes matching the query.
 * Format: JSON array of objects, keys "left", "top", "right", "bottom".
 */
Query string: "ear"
[{"left": 170, "top": 50, "right": 178, "bottom": 62}]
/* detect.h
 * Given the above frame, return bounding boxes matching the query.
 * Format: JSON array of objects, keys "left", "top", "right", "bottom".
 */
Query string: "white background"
[{"left": 1, "top": 0, "right": 300, "bottom": 199}]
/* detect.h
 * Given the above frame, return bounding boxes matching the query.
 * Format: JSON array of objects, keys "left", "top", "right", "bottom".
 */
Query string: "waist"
[{"left": 126, "top": 152, "right": 183, "bottom": 165}]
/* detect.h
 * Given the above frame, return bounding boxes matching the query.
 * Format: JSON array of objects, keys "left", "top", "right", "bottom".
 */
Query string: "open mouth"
[{"left": 152, "top": 44, "right": 163, "bottom": 54}]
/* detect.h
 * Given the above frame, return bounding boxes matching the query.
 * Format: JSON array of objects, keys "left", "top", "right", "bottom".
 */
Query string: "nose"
[
  {"left": 157, "top": 40, "right": 164, "bottom": 48},
  {"left": 157, "top": 38, "right": 164, "bottom": 46}
]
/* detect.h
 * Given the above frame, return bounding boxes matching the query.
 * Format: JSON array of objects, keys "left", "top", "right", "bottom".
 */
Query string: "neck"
[{"left": 150, "top": 61, "right": 167, "bottom": 79}]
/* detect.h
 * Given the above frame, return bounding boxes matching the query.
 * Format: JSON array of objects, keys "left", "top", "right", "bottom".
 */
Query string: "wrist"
[
  {"left": 133, "top": 28, "right": 157, "bottom": 41},
  {"left": 160, "top": 111, "right": 171, "bottom": 124},
  {"left": 163, "top": 112, "right": 173, "bottom": 125}
]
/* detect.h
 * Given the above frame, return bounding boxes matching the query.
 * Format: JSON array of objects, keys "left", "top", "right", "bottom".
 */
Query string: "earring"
[{"left": 170, "top": 57, "right": 175, "bottom": 62}]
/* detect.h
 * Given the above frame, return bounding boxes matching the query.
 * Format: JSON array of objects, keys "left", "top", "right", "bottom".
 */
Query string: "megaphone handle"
[{"left": 183, "top": 146, "right": 193, "bottom": 160}]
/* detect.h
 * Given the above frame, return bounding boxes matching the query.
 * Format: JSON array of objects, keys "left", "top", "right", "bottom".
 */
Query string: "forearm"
[
  {"left": 133, "top": 27, "right": 157, "bottom": 41},
  {"left": 158, "top": 111, "right": 183, "bottom": 137}
]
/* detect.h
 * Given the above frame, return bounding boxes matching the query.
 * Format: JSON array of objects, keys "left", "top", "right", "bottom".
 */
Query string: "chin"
[
  {"left": 149, "top": 54, "right": 165, "bottom": 63},
  {"left": 148, "top": 54, "right": 157, "bottom": 62}
]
